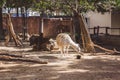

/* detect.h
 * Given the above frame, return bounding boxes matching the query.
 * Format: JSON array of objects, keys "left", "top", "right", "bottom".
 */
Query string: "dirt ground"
[{"left": 0, "top": 42, "right": 120, "bottom": 80}]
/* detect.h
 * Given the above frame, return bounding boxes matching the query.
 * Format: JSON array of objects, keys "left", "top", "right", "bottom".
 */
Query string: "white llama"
[{"left": 56, "top": 33, "right": 81, "bottom": 54}]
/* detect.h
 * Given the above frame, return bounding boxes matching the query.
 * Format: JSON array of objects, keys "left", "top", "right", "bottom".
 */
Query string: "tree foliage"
[
  {"left": 0, "top": 0, "right": 119, "bottom": 13},
  {"left": 0, "top": 0, "right": 119, "bottom": 14},
  {"left": 28, "top": 0, "right": 119, "bottom": 16},
  {"left": 5, "top": 0, "right": 34, "bottom": 8},
  {"left": 0, "top": 0, "right": 6, "bottom": 7}
]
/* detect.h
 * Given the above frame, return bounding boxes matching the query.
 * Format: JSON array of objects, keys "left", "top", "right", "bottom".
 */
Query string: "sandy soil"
[{"left": 0, "top": 43, "right": 120, "bottom": 80}]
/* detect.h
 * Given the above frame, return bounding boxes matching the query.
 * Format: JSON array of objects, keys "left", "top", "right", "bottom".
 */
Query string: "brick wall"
[{"left": 3, "top": 17, "right": 73, "bottom": 38}]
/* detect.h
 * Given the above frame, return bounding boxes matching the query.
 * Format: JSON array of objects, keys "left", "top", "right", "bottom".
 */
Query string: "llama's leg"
[
  {"left": 63, "top": 46, "right": 66, "bottom": 54},
  {"left": 61, "top": 46, "right": 66, "bottom": 56},
  {"left": 58, "top": 47, "right": 64, "bottom": 57},
  {"left": 65, "top": 46, "right": 70, "bottom": 57},
  {"left": 66, "top": 46, "right": 69, "bottom": 54},
  {"left": 59, "top": 46, "right": 64, "bottom": 54}
]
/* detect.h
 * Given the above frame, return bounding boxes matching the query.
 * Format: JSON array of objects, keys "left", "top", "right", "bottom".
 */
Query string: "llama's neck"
[{"left": 69, "top": 41, "right": 78, "bottom": 48}]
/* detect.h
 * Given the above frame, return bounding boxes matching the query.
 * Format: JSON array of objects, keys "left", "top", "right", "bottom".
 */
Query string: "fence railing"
[{"left": 89, "top": 26, "right": 120, "bottom": 36}]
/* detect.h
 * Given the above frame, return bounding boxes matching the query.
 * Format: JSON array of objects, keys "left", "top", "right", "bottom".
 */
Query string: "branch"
[
  {"left": 0, "top": 52, "right": 48, "bottom": 64},
  {"left": 65, "top": 1, "right": 78, "bottom": 14},
  {"left": 94, "top": 44, "right": 120, "bottom": 55},
  {"left": 5, "top": 13, "right": 23, "bottom": 47}
]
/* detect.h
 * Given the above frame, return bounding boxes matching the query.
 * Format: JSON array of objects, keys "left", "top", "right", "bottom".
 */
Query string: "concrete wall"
[{"left": 111, "top": 13, "right": 120, "bottom": 35}]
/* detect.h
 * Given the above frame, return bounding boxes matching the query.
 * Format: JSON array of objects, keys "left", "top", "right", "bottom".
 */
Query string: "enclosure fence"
[{"left": 89, "top": 26, "right": 120, "bottom": 36}]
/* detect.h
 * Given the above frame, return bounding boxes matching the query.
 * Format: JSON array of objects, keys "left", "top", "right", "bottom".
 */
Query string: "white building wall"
[{"left": 86, "top": 11, "right": 111, "bottom": 34}]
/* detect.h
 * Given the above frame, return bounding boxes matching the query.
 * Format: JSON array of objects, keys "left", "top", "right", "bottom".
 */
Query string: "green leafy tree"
[{"left": 32, "top": 0, "right": 117, "bottom": 53}]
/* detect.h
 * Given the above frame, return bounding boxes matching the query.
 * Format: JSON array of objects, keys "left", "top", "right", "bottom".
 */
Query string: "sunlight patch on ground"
[
  {"left": 0, "top": 46, "right": 32, "bottom": 51},
  {"left": 82, "top": 55, "right": 97, "bottom": 59},
  {"left": 0, "top": 69, "right": 12, "bottom": 72},
  {"left": 16, "top": 74, "right": 36, "bottom": 79},
  {"left": 48, "top": 75, "right": 60, "bottom": 80},
  {"left": 29, "top": 64, "right": 47, "bottom": 67},
  {"left": 0, "top": 63, "right": 20, "bottom": 68},
  {"left": 98, "top": 55, "right": 120, "bottom": 61},
  {"left": 82, "top": 54, "right": 120, "bottom": 61},
  {"left": 29, "top": 54, "right": 77, "bottom": 68},
  {"left": 58, "top": 69, "right": 89, "bottom": 73},
  {"left": 48, "top": 60, "right": 73, "bottom": 67}
]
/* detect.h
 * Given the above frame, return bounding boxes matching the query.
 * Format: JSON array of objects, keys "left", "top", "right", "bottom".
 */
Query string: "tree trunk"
[
  {"left": 72, "top": 12, "right": 81, "bottom": 43},
  {"left": 0, "top": 7, "right": 4, "bottom": 39},
  {"left": 5, "top": 13, "right": 23, "bottom": 46},
  {"left": 77, "top": 13, "right": 95, "bottom": 53}
]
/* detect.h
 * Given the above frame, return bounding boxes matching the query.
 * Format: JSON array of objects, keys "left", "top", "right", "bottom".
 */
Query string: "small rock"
[{"left": 76, "top": 55, "right": 81, "bottom": 59}]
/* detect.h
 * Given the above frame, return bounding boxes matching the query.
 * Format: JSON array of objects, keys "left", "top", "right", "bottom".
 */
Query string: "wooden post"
[
  {"left": 41, "top": 18, "right": 44, "bottom": 33},
  {"left": 106, "top": 27, "right": 109, "bottom": 35},
  {"left": 39, "top": 11, "right": 45, "bottom": 36},
  {"left": 97, "top": 26, "right": 100, "bottom": 35},
  {"left": 22, "top": 7, "right": 26, "bottom": 40},
  {"left": 93, "top": 27, "right": 96, "bottom": 35}
]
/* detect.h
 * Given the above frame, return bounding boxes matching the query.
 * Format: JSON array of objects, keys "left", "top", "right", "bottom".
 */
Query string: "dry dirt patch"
[{"left": 0, "top": 46, "right": 120, "bottom": 80}]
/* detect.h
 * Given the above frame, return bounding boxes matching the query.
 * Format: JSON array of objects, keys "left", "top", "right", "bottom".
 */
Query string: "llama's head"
[{"left": 73, "top": 43, "right": 81, "bottom": 53}]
